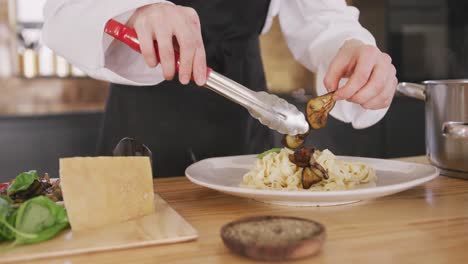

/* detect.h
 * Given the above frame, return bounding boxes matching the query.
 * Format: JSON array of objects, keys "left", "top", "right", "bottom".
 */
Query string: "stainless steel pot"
[{"left": 397, "top": 80, "right": 468, "bottom": 179}]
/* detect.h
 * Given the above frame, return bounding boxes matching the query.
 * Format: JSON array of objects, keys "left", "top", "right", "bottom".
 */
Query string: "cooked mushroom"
[
  {"left": 10, "top": 180, "right": 51, "bottom": 203},
  {"left": 309, "top": 154, "right": 316, "bottom": 165},
  {"left": 44, "top": 172, "right": 50, "bottom": 182},
  {"left": 310, "top": 162, "right": 329, "bottom": 180},
  {"left": 289, "top": 147, "right": 314, "bottom": 167},
  {"left": 45, "top": 179, "right": 63, "bottom": 202},
  {"left": 302, "top": 167, "right": 322, "bottom": 189},
  {"left": 282, "top": 130, "right": 309, "bottom": 149},
  {"left": 306, "top": 92, "right": 336, "bottom": 130},
  {"left": 301, "top": 162, "right": 330, "bottom": 189}
]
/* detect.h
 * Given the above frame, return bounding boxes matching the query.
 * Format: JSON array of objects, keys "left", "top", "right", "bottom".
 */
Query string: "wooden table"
[{"left": 24, "top": 156, "right": 468, "bottom": 264}]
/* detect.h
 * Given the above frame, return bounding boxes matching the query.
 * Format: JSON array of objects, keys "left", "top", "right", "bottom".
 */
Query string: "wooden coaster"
[{"left": 220, "top": 215, "right": 326, "bottom": 261}]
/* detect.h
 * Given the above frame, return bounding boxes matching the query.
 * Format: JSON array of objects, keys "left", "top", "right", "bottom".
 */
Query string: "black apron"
[{"left": 98, "top": 0, "right": 273, "bottom": 177}]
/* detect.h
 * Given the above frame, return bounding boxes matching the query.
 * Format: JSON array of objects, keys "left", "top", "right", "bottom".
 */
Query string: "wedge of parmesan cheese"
[{"left": 59, "top": 157, "right": 155, "bottom": 231}]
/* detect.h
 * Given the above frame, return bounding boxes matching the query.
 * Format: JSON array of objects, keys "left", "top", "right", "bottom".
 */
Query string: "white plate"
[{"left": 185, "top": 155, "right": 440, "bottom": 206}]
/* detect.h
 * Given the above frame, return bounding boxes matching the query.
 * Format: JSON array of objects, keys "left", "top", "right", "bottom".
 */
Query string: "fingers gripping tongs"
[{"left": 104, "top": 19, "right": 309, "bottom": 135}]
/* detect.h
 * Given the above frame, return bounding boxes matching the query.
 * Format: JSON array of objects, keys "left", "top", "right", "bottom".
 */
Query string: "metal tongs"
[{"left": 104, "top": 19, "right": 309, "bottom": 135}]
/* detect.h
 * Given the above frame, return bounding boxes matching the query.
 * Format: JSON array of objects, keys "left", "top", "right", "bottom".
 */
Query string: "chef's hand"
[
  {"left": 324, "top": 39, "right": 397, "bottom": 109},
  {"left": 127, "top": 3, "right": 207, "bottom": 86}
]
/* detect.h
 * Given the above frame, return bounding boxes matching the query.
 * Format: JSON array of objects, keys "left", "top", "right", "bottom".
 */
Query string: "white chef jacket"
[{"left": 42, "top": 0, "right": 389, "bottom": 129}]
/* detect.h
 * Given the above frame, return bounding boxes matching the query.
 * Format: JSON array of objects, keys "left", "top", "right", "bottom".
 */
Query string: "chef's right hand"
[{"left": 127, "top": 3, "right": 207, "bottom": 86}]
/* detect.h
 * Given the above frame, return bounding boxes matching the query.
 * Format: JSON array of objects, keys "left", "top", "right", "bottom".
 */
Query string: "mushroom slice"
[
  {"left": 306, "top": 92, "right": 336, "bottom": 130},
  {"left": 310, "top": 162, "right": 329, "bottom": 180},
  {"left": 302, "top": 162, "right": 330, "bottom": 189},
  {"left": 289, "top": 147, "right": 314, "bottom": 167},
  {"left": 302, "top": 167, "right": 322, "bottom": 189},
  {"left": 282, "top": 130, "right": 310, "bottom": 149},
  {"left": 282, "top": 135, "right": 305, "bottom": 149}
]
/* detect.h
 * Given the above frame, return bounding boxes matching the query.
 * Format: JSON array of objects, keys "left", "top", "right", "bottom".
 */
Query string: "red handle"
[{"left": 104, "top": 19, "right": 211, "bottom": 77}]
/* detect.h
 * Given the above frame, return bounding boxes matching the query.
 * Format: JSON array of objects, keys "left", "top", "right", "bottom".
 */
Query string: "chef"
[{"left": 42, "top": 0, "right": 397, "bottom": 176}]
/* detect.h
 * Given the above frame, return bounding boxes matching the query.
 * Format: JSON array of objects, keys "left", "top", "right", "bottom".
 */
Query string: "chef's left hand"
[{"left": 324, "top": 39, "right": 397, "bottom": 110}]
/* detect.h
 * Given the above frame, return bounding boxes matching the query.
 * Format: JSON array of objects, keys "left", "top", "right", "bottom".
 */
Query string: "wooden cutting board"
[{"left": 0, "top": 194, "right": 198, "bottom": 263}]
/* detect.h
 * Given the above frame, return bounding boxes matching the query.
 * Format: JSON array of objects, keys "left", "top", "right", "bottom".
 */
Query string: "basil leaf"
[
  {"left": 0, "top": 196, "right": 34, "bottom": 242},
  {"left": 257, "top": 148, "right": 282, "bottom": 159},
  {"left": 0, "top": 207, "right": 18, "bottom": 242},
  {"left": 0, "top": 225, "right": 12, "bottom": 241},
  {"left": 7, "top": 171, "right": 39, "bottom": 196},
  {"left": 0, "top": 196, "right": 11, "bottom": 219},
  {"left": 0, "top": 197, "right": 13, "bottom": 241},
  {"left": 0, "top": 227, "right": 12, "bottom": 241},
  {"left": 14, "top": 196, "right": 68, "bottom": 245}
]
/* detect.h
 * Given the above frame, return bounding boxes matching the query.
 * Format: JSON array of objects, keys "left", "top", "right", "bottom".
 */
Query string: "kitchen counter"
[{"left": 20, "top": 156, "right": 468, "bottom": 264}]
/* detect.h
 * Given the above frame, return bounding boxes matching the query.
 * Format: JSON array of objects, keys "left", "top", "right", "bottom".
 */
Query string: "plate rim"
[{"left": 185, "top": 154, "right": 440, "bottom": 197}]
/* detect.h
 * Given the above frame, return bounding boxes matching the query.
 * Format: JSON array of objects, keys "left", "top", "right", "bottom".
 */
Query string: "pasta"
[{"left": 241, "top": 148, "right": 376, "bottom": 191}]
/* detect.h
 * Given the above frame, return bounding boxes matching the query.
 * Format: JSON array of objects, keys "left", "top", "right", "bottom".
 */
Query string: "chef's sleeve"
[
  {"left": 42, "top": 0, "right": 171, "bottom": 86},
  {"left": 270, "top": 0, "right": 390, "bottom": 129}
]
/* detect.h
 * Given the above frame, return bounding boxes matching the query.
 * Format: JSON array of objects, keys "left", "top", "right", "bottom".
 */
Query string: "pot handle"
[
  {"left": 396, "top": 82, "right": 426, "bottom": 100},
  {"left": 442, "top": 122, "right": 468, "bottom": 140}
]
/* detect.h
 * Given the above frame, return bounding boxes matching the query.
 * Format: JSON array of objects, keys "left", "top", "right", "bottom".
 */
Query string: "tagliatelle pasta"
[{"left": 241, "top": 148, "right": 376, "bottom": 191}]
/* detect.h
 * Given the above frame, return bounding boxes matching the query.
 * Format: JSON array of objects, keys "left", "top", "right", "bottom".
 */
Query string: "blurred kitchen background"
[{"left": 0, "top": 0, "right": 467, "bottom": 179}]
